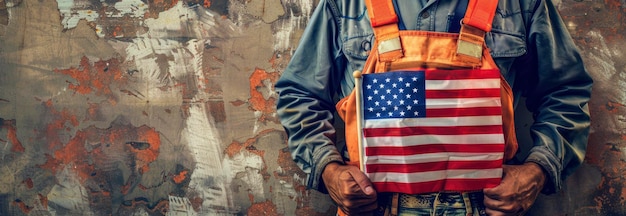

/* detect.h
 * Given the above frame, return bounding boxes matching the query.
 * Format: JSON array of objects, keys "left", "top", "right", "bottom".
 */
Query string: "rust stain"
[
  {"left": 38, "top": 100, "right": 162, "bottom": 191},
  {"left": 224, "top": 129, "right": 277, "bottom": 158},
  {"left": 146, "top": 0, "right": 179, "bottom": 19},
  {"left": 22, "top": 178, "right": 33, "bottom": 189},
  {"left": 248, "top": 193, "right": 255, "bottom": 203},
  {"left": 604, "top": 101, "right": 624, "bottom": 114},
  {"left": 172, "top": 170, "right": 188, "bottom": 184},
  {"left": 1, "top": 119, "right": 25, "bottom": 152},
  {"left": 248, "top": 68, "right": 280, "bottom": 122},
  {"left": 54, "top": 56, "right": 127, "bottom": 105},
  {"left": 41, "top": 100, "right": 80, "bottom": 151},
  {"left": 38, "top": 194, "right": 48, "bottom": 209},
  {"left": 247, "top": 200, "right": 278, "bottom": 216},
  {"left": 230, "top": 100, "right": 246, "bottom": 106},
  {"left": 11, "top": 199, "right": 31, "bottom": 214}
]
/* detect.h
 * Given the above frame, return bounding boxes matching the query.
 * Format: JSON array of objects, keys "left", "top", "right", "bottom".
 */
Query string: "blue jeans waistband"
[{"left": 375, "top": 192, "right": 487, "bottom": 216}]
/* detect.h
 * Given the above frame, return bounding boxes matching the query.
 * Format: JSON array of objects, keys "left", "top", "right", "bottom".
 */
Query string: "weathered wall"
[{"left": 0, "top": 0, "right": 623, "bottom": 215}]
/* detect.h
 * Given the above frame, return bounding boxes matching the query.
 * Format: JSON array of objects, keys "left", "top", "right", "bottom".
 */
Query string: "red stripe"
[
  {"left": 425, "top": 88, "right": 501, "bottom": 98},
  {"left": 365, "top": 144, "right": 505, "bottom": 156},
  {"left": 366, "top": 160, "right": 503, "bottom": 173},
  {"left": 424, "top": 107, "right": 502, "bottom": 117},
  {"left": 424, "top": 69, "right": 500, "bottom": 80},
  {"left": 372, "top": 178, "right": 501, "bottom": 194},
  {"left": 363, "top": 125, "right": 503, "bottom": 137}
]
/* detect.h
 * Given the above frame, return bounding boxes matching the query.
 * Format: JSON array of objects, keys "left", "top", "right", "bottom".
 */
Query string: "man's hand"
[
  {"left": 483, "top": 163, "right": 547, "bottom": 216},
  {"left": 322, "top": 162, "right": 378, "bottom": 215}
]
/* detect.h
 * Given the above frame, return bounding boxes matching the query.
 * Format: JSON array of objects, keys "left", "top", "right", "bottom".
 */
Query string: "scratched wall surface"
[{"left": 0, "top": 0, "right": 623, "bottom": 215}]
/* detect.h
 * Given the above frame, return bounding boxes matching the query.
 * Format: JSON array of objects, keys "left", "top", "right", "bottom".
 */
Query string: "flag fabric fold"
[{"left": 360, "top": 69, "right": 505, "bottom": 194}]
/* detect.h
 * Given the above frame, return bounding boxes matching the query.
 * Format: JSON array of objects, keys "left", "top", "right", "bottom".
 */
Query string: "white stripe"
[
  {"left": 425, "top": 79, "right": 500, "bottom": 90},
  {"left": 364, "top": 152, "right": 504, "bottom": 165},
  {"left": 364, "top": 134, "right": 505, "bottom": 147},
  {"left": 424, "top": 97, "right": 502, "bottom": 109},
  {"left": 367, "top": 168, "right": 503, "bottom": 183},
  {"left": 364, "top": 115, "right": 503, "bottom": 128}
]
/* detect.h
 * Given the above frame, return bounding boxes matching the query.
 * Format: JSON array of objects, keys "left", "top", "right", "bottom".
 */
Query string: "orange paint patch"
[
  {"left": 1, "top": 119, "right": 24, "bottom": 152},
  {"left": 224, "top": 129, "right": 275, "bottom": 158},
  {"left": 247, "top": 200, "right": 278, "bottom": 216},
  {"left": 12, "top": 199, "right": 31, "bottom": 214},
  {"left": 203, "top": 0, "right": 211, "bottom": 8},
  {"left": 248, "top": 68, "right": 280, "bottom": 122},
  {"left": 54, "top": 56, "right": 127, "bottom": 103},
  {"left": 39, "top": 101, "right": 162, "bottom": 183},
  {"left": 173, "top": 170, "right": 188, "bottom": 184},
  {"left": 38, "top": 194, "right": 48, "bottom": 209}
]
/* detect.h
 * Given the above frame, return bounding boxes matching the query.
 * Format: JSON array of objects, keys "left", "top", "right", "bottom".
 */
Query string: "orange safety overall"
[{"left": 335, "top": 0, "right": 518, "bottom": 215}]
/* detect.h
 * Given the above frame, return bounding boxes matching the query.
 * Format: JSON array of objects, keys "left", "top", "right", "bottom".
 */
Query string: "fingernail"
[{"left": 364, "top": 186, "right": 373, "bottom": 194}]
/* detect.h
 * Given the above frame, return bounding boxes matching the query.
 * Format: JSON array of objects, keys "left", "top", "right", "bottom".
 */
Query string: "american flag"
[{"left": 359, "top": 69, "right": 505, "bottom": 194}]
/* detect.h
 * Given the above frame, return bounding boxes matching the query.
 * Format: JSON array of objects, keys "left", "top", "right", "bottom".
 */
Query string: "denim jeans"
[{"left": 376, "top": 192, "right": 487, "bottom": 216}]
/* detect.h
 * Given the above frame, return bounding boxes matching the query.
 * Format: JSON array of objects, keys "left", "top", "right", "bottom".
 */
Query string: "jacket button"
[{"left": 421, "top": 12, "right": 430, "bottom": 19}]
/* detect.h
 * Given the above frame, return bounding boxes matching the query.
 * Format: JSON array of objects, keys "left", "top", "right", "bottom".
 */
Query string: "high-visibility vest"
[{"left": 335, "top": 0, "right": 518, "bottom": 200}]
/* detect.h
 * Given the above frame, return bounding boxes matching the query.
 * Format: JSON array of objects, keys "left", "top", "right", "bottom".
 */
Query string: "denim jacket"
[{"left": 275, "top": 0, "right": 592, "bottom": 194}]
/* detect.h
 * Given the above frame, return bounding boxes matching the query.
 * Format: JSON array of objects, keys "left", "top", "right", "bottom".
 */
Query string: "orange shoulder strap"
[
  {"left": 365, "top": 0, "right": 498, "bottom": 39},
  {"left": 463, "top": 0, "right": 499, "bottom": 32}
]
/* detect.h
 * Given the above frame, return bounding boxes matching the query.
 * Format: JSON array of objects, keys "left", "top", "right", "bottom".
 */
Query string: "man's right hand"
[{"left": 322, "top": 162, "right": 378, "bottom": 215}]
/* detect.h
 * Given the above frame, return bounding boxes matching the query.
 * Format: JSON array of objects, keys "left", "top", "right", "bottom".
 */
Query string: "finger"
[
  {"left": 348, "top": 169, "right": 376, "bottom": 196},
  {"left": 484, "top": 195, "right": 520, "bottom": 215},
  {"left": 485, "top": 208, "right": 507, "bottom": 216},
  {"left": 483, "top": 185, "right": 503, "bottom": 199}
]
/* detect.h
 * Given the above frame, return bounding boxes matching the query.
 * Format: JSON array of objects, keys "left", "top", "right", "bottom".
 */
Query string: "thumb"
[{"left": 349, "top": 169, "right": 375, "bottom": 195}]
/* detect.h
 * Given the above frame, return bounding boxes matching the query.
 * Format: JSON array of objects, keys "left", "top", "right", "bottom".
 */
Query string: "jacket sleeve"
[
  {"left": 520, "top": 0, "right": 593, "bottom": 194},
  {"left": 274, "top": 0, "right": 347, "bottom": 192}
]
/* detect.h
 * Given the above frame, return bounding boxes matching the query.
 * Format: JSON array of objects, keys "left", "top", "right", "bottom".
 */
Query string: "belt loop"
[
  {"left": 390, "top": 193, "right": 399, "bottom": 216},
  {"left": 462, "top": 192, "right": 473, "bottom": 216}
]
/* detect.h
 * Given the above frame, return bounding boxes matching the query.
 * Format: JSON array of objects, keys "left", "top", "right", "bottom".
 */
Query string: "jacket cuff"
[
  {"left": 309, "top": 144, "right": 345, "bottom": 193},
  {"left": 524, "top": 146, "right": 563, "bottom": 194}
]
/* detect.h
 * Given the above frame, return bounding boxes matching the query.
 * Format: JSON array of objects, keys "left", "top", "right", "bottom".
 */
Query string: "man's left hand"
[{"left": 483, "top": 163, "right": 547, "bottom": 216}]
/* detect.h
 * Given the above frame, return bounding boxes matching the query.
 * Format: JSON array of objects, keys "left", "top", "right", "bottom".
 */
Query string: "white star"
[
  {"left": 368, "top": 107, "right": 374, "bottom": 112},
  {"left": 392, "top": 83, "right": 397, "bottom": 88},
  {"left": 398, "top": 77, "right": 404, "bottom": 82},
  {"left": 373, "top": 79, "right": 378, "bottom": 83},
  {"left": 414, "top": 111, "right": 419, "bottom": 116},
  {"left": 376, "top": 113, "right": 381, "bottom": 117},
  {"left": 406, "top": 94, "right": 411, "bottom": 99},
  {"left": 399, "top": 100, "right": 405, "bottom": 105},
  {"left": 375, "top": 101, "right": 380, "bottom": 106},
  {"left": 407, "top": 105, "right": 412, "bottom": 110},
  {"left": 388, "top": 112, "right": 393, "bottom": 116},
  {"left": 367, "top": 96, "right": 373, "bottom": 101},
  {"left": 386, "top": 89, "right": 392, "bottom": 94},
  {"left": 367, "top": 84, "right": 372, "bottom": 89},
  {"left": 400, "top": 111, "right": 405, "bottom": 116},
  {"left": 405, "top": 82, "right": 411, "bottom": 87},
  {"left": 379, "top": 84, "right": 385, "bottom": 89},
  {"left": 412, "top": 77, "right": 418, "bottom": 81},
  {"left": 387, "top": 100, "right": 392, "bottom": 105},
  {"left": 399, "top": 88, "right": 404, "bottom": 93},
  {"left": 393, "top": 94, "right": 398, "bottom": 99},
  {"left": 374, "top": 90, "right": 379, "bottom": 95},
  {"left": 394, "top": 106, "right": 399, "bottom": 111},
  {"left": 380, "top": 95, "right": 385, "bottom": 100},
  {"left": 382, "top": 107, "right": 387, "bottom": 111},
  {"left": 413, "top": 100, "right": 419, "bottom": 104},
  {"left": 413, "top": 88, "right": 418, "bottom": 93},
  {"left": 385, "top": 78, "right": 391, "bottom": 83}
]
